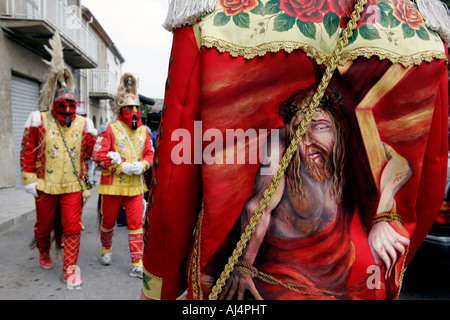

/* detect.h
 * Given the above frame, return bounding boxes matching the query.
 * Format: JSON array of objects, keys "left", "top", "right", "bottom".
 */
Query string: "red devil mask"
[
  {"left": 52, "top": 99, "right": 77, "bottom": 127},
  {"left": 119, "top": 105, "right": 142, "bottom": 131}
]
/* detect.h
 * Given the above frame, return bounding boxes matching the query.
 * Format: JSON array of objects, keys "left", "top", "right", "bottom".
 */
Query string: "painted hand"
[
  {"left": 368, "top": 221, "right": 410, "bottom": 279},
  {"left": 220, "top": 270, "right": 263, "bottom": 300}
]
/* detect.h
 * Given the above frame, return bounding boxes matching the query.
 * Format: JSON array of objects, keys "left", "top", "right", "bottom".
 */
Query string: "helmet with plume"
[
  {"left": 39, "top": 32, "right": 77, "bottom": 117},
  {"left": 113, "top": 73, "right": 141, "bottom": 115}
]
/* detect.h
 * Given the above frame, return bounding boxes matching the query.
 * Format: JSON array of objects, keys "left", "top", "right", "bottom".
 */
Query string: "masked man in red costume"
[
  {"left": 92, "top": 73, "right": 154, "bottom": 279},
  {"left": 21, "top": 33, "right": 95, "bottom": 288},
  {"left": 142, "top": 0, "right": 450, "bottom": 300}
]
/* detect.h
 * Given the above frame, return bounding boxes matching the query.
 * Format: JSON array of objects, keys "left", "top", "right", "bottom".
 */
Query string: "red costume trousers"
[
  {"left": 100, "top": 194, "right": 143, "bottom": 231},
  {"left": 34, "top": 191, "right": 83, "bottom": 238},
  {"left": 34, "top": 191, "right": 83, "bottom": 274},
  {"left": 100, "top": 194, "right": 144, "bottom": 267}
]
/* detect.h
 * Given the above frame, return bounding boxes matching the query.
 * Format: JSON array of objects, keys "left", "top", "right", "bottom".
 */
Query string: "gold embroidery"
[
  {"left": 201, "top": 36, "right": 329, "bottom": 63},
  {"left": 341, "top": 47, "right": 447, "bottom": 67},
  {"left": 97, "top": 122, "right": 148, "bottom": 196},
  {"left": 396, "top": 250, "right": 409, "bottom": 299},
  {"left": 190, "top": 201, "right": 205, "bottom": 300},
  {"left": 35, "top": 113, "right": 87, "bottom": 195}
]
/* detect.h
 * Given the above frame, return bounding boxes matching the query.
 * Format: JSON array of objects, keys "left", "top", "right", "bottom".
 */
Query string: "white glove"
[
  {"left": 131, "top": 162, "right": 144, "bottom": 175},
  {"left": 24, "top": 182, "right": 38, "bottom": 198},
  {"left": 121, "top": 162, "right": 134, "bottom": 176},
  {"left": 85, "top": 118, "right": 98, "bottom": 137},
  {"left": 107, "top": 151, "right": 122, "bottom": 165}
]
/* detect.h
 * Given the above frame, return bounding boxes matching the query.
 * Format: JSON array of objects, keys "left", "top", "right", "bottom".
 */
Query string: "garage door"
[{"left": 11, "top": 75, "right": 40, "bottom": 186}]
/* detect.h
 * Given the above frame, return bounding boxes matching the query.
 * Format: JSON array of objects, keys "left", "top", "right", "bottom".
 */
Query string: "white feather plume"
[
  {"left": 43, "top": 32, "right": 66, "bottom": 87},
  {"left": 163, "top": 0, "right": 219, "bottom": 31},
  {"left": 114, "top": 73, "right": 138, "bottom": 114},
  {"left": 39, "top": 32, "right": 75, "bottom": 112},
  {"left": 416, "top": 0, "right": 450, "bottom": 44}
]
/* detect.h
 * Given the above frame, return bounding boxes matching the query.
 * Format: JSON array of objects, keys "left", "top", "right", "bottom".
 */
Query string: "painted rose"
[
  {"left": 392, "top": 0, "right": 423, "bottom": 29},
  {"left": 220, "top": 0, "right": 259, "bottom": 16},
  {"left": 280, "top": 0, "right": 329, "bottom": 23},
  {"left": 327, "top": 0, "right": 379, "bottom": 28}
]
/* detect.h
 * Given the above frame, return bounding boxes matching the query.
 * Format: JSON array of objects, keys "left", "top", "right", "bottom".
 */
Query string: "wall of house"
[
  {"left": 105, "top": 47, "right": 122, "bottom": 122},
  {"left": 85, "top": 28, "right": 109, "bottom": 129},
  {"left": 82, "top": 13, "right": 123, "bottom": 130},
  {"left": 0, "top": 31, "right": 48, "bottom": 188},
  {"left": 0, "top": 27, "right": 84, "bottom": 189},
  {"left": 0, "top": 0, "right": 123, "bottom": 189}
]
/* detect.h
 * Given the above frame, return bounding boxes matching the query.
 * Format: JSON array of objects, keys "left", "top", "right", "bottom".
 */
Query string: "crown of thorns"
[{"left": 277, "top": 87, "right": 342, "bottom": 124}]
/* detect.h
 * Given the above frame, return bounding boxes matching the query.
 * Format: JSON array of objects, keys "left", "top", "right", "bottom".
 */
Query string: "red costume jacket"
[
  {"left": 21, "top": 111, "right": 95, "bottom": 194},
  {"left": 92, "top": 121, "right": 154, "bottom": 196}
]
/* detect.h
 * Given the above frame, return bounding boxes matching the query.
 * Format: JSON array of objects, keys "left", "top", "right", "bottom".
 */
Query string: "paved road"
[{"left": 0, "top": 182, "right": 143, "bottom": 300}]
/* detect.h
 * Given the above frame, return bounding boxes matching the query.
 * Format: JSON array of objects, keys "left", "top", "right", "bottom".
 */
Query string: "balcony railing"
[
  {"left": 89, "top": 69, "right": 118, "bottom": 100},
  {"left": 0, "top": 0, "right": 97, "bottom": 66}
]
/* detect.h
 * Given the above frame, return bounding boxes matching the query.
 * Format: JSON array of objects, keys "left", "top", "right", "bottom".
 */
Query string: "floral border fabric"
[
  {"left": 196, "top": 0, "right": 445, "bottom": 64},
  {"left": 214, "top": 0, "right": 435, "bottom": 43}
]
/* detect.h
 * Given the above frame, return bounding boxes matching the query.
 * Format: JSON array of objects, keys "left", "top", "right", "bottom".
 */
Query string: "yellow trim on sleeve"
[
  {"left": 21, "top": 172, "right": 37, "bottom": 185},
  {"left": 142, "top": 267, "right": 163, "bottom": 300}
]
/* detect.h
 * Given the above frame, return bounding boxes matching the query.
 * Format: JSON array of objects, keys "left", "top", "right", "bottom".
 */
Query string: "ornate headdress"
[
  {"left": 113, "top": 73, "right": 141, "bottom": 115},
  {"left": 39, "top": 32, "right": 77, "bottom": 117}
]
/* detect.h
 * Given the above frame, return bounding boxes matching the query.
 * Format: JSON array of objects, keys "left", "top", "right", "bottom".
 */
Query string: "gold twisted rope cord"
[
  {"left": 208, "top": 0, "right": 369, "bottom": 300},
  {"left": 191, "top": 202, "right": 205, "bottom": 300},
  {"left": 234, "top": 261, "right": 371, "bottom": 297},
  {"left": 372, "top": 212, "right": 403, "bottom": 225}
]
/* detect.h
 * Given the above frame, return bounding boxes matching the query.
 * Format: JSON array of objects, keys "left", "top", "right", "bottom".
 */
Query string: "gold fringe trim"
[
  {"left": 98, "top": 184, "right": 148, "bottom": 197},
  {"left": 200, "top": 36, "right": 447, "bottom": 67},
  {"left": 37, "top": 179, "right": 85, "bottom": 195},
  {"left": 341, "top": 47, "right": 448, "bottom": 67},
  {"left": 201, "top": 36, "right": 329, "bottom": 63},
  {"left": 190, "top": 201, "right": 205, "bottom": 300}
]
